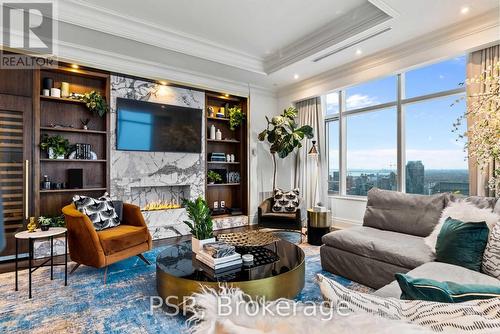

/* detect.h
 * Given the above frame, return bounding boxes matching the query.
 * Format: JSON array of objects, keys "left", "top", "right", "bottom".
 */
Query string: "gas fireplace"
[{"left": 130, "top": 185, "right": 190, "bottom": 212}]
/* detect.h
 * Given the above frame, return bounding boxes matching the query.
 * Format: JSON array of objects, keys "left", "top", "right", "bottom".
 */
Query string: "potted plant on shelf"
[
  {"left": 207, "top": 170, "right": 222, "bottom": 184},
  {"left": 228, "top": 106, "right": 245, "bottom": 131},
  {"left": 40, "top": 134, "right": 70, "bottom": 159},
  {"left": 78, "top": 91, "right": 109, "bottom": 117},
  {"left": 38, "top": 216, "right": 52, "bottom": 231},
  {"left": 258, "top": 107, "right": 314, "bottom": 190},
  {"left": 182, "top": 197, "right": 215, "bottom": 253}
]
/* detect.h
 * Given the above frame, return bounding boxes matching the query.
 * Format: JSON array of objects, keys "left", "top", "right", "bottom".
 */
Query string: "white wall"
[{"left": 277, "top": 13, "right": 500, "bottom": 225}]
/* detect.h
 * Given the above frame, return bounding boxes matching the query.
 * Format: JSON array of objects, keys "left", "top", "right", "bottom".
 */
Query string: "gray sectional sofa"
[{"left": 320, "top": 188, "right": 500, "bottom": 298}]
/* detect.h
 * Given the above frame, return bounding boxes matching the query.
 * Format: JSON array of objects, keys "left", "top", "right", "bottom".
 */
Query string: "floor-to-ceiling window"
[{"left": 325, "top": 55, "right": 468, "bottom": 197}]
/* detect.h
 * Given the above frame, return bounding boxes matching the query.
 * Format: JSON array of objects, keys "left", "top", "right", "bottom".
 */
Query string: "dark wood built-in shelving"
[
  {"left": 205, "top": 91, "right": 248, "bottom": 216},
  {"left": 35, "top": 65, "right": 111, "bottom": 216}
]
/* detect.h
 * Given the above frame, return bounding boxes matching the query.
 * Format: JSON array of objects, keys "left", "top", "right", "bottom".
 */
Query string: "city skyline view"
[{"left": 326, "top": 56, "right": 469, "bottom": 196}]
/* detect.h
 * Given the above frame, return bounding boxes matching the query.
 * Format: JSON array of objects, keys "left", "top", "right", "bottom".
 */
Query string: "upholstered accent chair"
[
  {"left": 257, "top": 197, "right": 303, "bottom": 231},
  {"left": 62, "top": 203, "right": 152, "bottom": 282}
]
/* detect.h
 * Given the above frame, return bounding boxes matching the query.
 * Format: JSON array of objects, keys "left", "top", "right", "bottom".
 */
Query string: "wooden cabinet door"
[{"left": 0, "top": 69, "right": 33, "bottom": 259}]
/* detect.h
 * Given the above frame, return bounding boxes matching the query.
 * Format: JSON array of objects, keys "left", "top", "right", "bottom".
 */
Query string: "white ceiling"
[{"left": 57, "top": 0, "right": 500, "bottom": 90}]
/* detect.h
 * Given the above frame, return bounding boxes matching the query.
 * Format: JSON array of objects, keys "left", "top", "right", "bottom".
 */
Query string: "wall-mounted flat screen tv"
[{"left": 116, "top": 98, "right": 202, "bottom": 153}]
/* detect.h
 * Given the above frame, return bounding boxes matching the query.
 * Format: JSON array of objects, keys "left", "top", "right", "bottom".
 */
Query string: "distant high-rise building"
[
  {"left": 431, "top": 182, "right": 469, "bottom": 196},
  {"left": 406, "top": 161, "right": 425, "bottom": 194}
]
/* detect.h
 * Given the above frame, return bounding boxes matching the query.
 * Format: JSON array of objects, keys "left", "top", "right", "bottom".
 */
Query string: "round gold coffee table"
[{"left": 156, "top": 238, "right": 305, "bottom": 306}]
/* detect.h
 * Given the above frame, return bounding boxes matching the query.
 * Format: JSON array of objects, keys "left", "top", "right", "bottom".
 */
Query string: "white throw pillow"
[
  {"left": 482, "top": 223, "right": 500, "bottom": 279},
  {"left": 317, "top": 274, "right": 500, "bottom": 333},
  {"left": 424, "top": 200, "right": 500, "bottom": 253}
]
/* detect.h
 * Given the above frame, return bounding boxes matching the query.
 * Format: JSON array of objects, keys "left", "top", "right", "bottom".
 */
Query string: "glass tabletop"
[{"left": 156, "top": 239, "right": 304, "bottom": 283}]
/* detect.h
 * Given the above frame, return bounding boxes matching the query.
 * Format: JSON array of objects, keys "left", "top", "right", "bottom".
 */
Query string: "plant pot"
[
  {"left": 40, "top": 224, "right": 50, "bottom": 231},
  {"left": 48, "top": 148, "right": 65, "bottom": 160},
  {"left": 208, "top": 181, "right": 215, "bottom": 185},
  {"left": 191, "top": 236, "right": 216, "bottom": 254}
]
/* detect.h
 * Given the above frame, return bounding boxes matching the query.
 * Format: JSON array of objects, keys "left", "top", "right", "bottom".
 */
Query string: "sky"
[{"left": 327, "top": 55, "right": 467, "bottom": 171}]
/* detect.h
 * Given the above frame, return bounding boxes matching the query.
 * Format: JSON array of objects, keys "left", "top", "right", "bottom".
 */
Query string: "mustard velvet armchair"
[{"left": 62, "top": 203, "right": 152, "bottom": 282}]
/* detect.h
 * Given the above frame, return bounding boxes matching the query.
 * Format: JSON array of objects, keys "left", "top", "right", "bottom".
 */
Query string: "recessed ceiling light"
[
  {"left": 159, "top": 80, "right": 167, "bottom": 85},
  {"left": 294, "top": 74, "right": 299, "bottom": 80},
  {"left": 356, "top": 49, "right": 363, "bottom": 55},
  {"left": 70, "top": 64, "right": 79, "bottom": 69},
  {"left": 460, "top": 6, "right": 470, "bottom": 14},
  {"left": 224, "top": 94, "right": 229, "bottom": 97}
]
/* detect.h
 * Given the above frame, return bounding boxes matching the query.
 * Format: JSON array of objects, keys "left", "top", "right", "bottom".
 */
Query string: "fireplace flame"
[{"left": 142, "top": 200, "right": 182, "bottom": 211}]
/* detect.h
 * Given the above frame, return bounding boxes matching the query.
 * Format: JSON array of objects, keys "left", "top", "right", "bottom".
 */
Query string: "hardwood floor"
[{"left": 0, "top": 225, "right": 255, "bottom": 274}]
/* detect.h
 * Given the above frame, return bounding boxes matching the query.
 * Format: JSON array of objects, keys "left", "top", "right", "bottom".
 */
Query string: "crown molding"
[
  {"left": 263, "top": 2, "right": 392, "bottom": 73},
  {"left": 54, "top": 39, "right": 276, "bottom": 98},
  {"left": 278, "top": 9, "right": 500, "bottom": 99},
  {"left": 57, "top": 0, "right": 266, "bottom": 74}
]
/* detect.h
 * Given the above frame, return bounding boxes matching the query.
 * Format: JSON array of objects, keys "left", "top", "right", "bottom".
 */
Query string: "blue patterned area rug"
[{"left": 0, "top": 243, "right": 371, "bottom": 333}]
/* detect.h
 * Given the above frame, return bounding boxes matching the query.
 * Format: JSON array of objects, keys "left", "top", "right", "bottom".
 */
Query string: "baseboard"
[{"left": 331, "top": 217, "right": 362, "bottom": 230}]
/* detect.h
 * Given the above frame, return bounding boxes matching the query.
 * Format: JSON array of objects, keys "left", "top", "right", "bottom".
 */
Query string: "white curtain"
[{"left": 294, "top": 97, "right": 327, "bottom": 209}]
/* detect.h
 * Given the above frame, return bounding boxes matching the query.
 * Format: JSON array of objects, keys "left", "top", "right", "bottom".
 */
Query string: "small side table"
[
  {"left": 15, "top": 227, "right": 68, "bottom": 299},
  {"left": 307, "top": 209, "right": 331, "bottom": 246}
]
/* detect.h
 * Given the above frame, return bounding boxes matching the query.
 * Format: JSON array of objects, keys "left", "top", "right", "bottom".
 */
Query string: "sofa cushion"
[
  {"left": 435, "top": 218, "right": 489, "bottom": 272},
  {"left": 322, "top": 226, "right": 434, "bottom": 269},
  {"left": 97, "top": 225, "right": 149, "bottom": 255},
  {"left": 395, "top": 273, "right": 500, "bottom": 303},
  {"left": 374, "top": 262, "right": 500, "bottom": 299},
  {"left": 363, "top": 188, "right": 447, "bottom": 237}
]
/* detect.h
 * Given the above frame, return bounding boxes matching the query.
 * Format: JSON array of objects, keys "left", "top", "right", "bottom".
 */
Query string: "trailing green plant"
[
  {"left": 40, "top": 134, "right": 70, "bottom": 158},
  {"left": 38, "top": 215, "right": 65, "bottom": 227},
  {"left": 79, "top": 91, "right": 109, "bottom": 117},
  {"left": 228, "top": 106, "right": 245, "bottom": 131},
  {"left": 207, "top": 170, "right": 222, "bottom": 183},
  {"left": 258, "top": 107, "right": 314, "bottom": 190},
  {"left": 182, "top": 197, "right": 214, "bottom": 240}
]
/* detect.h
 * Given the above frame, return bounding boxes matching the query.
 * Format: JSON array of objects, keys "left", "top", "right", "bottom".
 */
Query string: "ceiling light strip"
[{"left": 313, "top": 27, "right": 392, "bottom": 62}]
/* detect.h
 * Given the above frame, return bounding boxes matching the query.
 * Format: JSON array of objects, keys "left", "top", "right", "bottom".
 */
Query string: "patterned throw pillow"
[
  {"left": 482, "top": 223, "right": 500, "bottom": 279},
  {"left": 317, "top": 274, "right": 500, "bottom": 333},
  {"left": 73, "top": 193, "right": 120, "bottom": 231},
  {"left": 272, "top": 188, "right": 300, "bottom": 213}
]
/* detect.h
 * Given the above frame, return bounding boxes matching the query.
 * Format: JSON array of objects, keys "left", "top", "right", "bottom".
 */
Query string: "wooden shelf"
[
  {"left": 40, "top": 187, "right": 107, "bottom": 193},
  {"left": 207, "top": 183, "right": 241, "bottom": 187},
  {"left": 40, "top": 126, "right": 107, "bottom": 135},
  {"left": 40, "top": 159, "right": 106, "bottom": 163},
  {"left": 207, "top": 139, "right": 240, "bottom": 143},
  {"left": 207, "top": 116, "right": 230, "bottom": 122},
  {"left": 207, "top": 161, "right": 240, "bottom": 165},
  {"left": 40, "top": 95, "right": 85, "bottom": 104},
  {"left": 206, "top": 92, "right": 241, "bottom": 102}
]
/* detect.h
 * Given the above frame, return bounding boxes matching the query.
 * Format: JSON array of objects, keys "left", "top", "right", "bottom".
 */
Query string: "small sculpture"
[{"left": 27, "top": 217, "right": 37, "bottom": 233}]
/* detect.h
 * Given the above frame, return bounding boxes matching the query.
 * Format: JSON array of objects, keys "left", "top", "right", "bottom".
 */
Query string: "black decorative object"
[
  {"left": 42, "top": 77, "right": 53, "bottom": 90},
  {"left": 67, "top": 168, "right": 83, "bottom": 189}
]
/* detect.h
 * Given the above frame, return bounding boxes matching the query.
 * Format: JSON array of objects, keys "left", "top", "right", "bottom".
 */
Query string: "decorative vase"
[
  {"left": 61, "top": 82, "right": 70, "bottom": 98},
  {"left": 191, "top": 236, "right": 216, "bottom": 254},
  {"left": 48, "top": 148, "right": 64, "bottom": 160},
  {"left": 215, "top": 129, "right": 222, "bottom": 141},
  {"left": 210, "top": 125, "right": 216, "bottom": 140},
  {"left": 27, "top": 217, "right": 37, "bottom": 233}
]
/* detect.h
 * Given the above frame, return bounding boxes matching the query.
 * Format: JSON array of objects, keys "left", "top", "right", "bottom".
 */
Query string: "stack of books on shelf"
[{"left": 196, "top": 242, "right": 242, "bottom": 276}]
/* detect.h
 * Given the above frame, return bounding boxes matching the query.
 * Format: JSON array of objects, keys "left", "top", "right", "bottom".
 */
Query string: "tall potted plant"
[
  {"left": 182, "top": 197, "right": 215, "bottom": 253},
  {"left": 258, "top": 107, "right": 313, "bottom": 190}
]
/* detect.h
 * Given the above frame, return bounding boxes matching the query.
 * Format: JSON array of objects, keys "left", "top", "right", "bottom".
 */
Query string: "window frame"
[{"left": 324, "top": 56, "right": 467, "bottom": 198}]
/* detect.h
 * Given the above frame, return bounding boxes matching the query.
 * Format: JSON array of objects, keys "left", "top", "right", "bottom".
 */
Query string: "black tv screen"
[{"left": 116, "top": 98, "right": 202, "bottom": 153}]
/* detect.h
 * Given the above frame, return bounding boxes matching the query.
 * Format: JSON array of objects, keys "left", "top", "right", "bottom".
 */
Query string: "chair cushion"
[
  {"left": 374, "top": 262, "right": 500, "bottom": 299},
  {"left": 272, "top": 188, "right": 300, "bottom": 213},
  {"left": 97, "top": 225, "right": 149, "bottom": 255},
  {"left": 261, "top": 212, "right": 297, "bottom": 221},
  {"left": 363, "top": 188, "right": 447, "bottom": 237},
  {"left": 322, "top": 226, "right": 434, "bottom": 269}
]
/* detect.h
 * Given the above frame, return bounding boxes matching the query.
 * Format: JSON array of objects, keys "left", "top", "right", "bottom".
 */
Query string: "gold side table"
[{"left": 307, "top": 209, "right": 331, "bottom": 245}]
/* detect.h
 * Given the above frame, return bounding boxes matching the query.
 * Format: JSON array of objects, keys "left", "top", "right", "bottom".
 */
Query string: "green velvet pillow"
[
  {"left": 435, "top": 217, "right": 489, "bottom": 271},
  {"left": 395, "top": 273, "right": 500, "bottom": 303}
]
